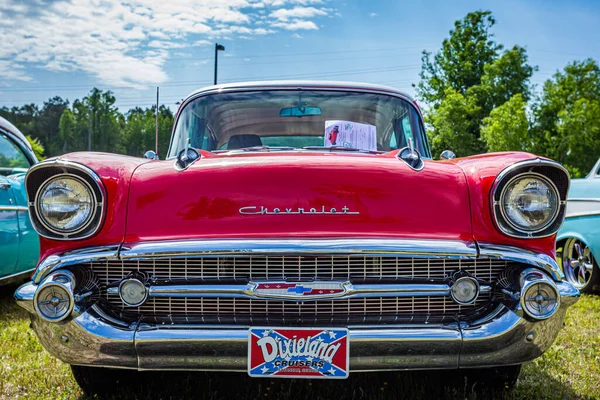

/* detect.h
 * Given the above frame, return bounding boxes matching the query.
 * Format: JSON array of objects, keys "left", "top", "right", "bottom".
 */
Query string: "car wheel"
[
  {"left": 462, "top": 365, "right": 521, "bottom": 391},
  {"left": 561, "top": 238, "right": 599, "bottom": 293},
  {"left": 71, "top": 365, "right": 140, "bottom": 396}
]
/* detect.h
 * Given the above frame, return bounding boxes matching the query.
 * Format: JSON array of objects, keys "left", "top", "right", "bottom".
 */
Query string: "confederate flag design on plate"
[{"left": 248, "top": 327, "right": 349, "bottom": 379}]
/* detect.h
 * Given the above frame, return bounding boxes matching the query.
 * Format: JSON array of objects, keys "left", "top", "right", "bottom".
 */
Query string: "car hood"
[{"left": 124, "top": 152, "right": 473, "bottom": 243}]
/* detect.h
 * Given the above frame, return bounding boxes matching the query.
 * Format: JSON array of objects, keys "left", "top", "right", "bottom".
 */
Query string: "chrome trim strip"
[
  {"left": 32, "top": 240, "right": 565, "bottom": 284},
  {"left": 32, "top": 245, "right": 120, "bottom": 284},
  {"left": 565, "top": 198, "right": 600, "bottom": 219},
  {"left": 106, "top": 282, "right": 492, "bottom": 301},
  {"left": 0, "top": 205, "right": 28, "bottom": 212},
  {"left": 25, "top": 159, "right": 107, "bottom": 241},
  {"left": 1, "top": 267, "right": 35, "bottom": 281},
  {"left": 478, "top": 243, "right": 564, "bottom": 280},
  {"left": 120, "top": 238, "right": 479, "bottom": 259},
  {"left": 489, "top": 158, "right": 570, "bottom": 239}
]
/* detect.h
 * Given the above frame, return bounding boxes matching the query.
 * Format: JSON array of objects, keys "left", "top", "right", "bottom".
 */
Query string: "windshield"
[{"left": 168, "top": 90, "right": 429, "bottom": 158}]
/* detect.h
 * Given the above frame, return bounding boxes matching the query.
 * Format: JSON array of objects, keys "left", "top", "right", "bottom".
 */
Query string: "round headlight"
[
  {"left": 500, "top": 174, "right": 559, "bottom": 232},
  {"left": 36, "top": 175, "right": 95, "bottom": 234}
]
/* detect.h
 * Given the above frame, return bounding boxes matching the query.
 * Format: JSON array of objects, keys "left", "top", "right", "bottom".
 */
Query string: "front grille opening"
[{"left": 81, "top": 254, "right": 513, "bottom": 326}]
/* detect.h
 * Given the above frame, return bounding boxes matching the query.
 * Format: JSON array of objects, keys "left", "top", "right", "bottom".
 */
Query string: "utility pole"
[
  {"left": 87, "top": 112, "right": 92, "bottom": 151},
  {"left": 155, "top": 87, "right": 159, "bottom": 155},
  {"left": 214, "top": 43, "right": 225, "bottom": 85}
]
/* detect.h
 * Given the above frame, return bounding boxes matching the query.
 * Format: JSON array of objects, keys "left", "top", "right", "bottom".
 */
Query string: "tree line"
[
  {"left": 417, "top": 10, "right": 600, "bottom": 177},
  {"left": 2, "top": 10, "right": 599, "bottom": 177},
  {"left": 0, "top": 88, "right": 174, "bottom": 160}
]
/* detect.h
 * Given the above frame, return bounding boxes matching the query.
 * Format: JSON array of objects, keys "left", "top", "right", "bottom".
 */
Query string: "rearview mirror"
[{"left": 279, "top": 106, "right": 322, "bottom": 118}]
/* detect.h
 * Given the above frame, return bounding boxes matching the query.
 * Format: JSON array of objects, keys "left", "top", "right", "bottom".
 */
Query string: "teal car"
[
  {"left": 0, "top": 116, "right": 39, "bottom": 286},
  {"left": 557, "top": 157, "right": 600, "bottom": 293}
]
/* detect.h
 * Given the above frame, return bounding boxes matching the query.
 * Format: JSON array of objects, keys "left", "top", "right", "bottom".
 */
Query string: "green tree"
[
  {"left": 122, "top": 105, "right": 173, "bottom": 158},
  {"left": 83, "top": 88, "right": 123, "bottom": 154},
  {"left": 26, "top": 135, "right": 45, "bottom": 160},
  {"left": 416, "top": 11, "right": 535, "bottom": 157},
  {"left": 57, "top": 108, "right": 77, "bottom": 154},
  {"left": 532, "top": 59, "right": 600, "bottom": 176},
  {"left": 426, "top": 88, "right": 482, "bottom": 156},
  {"left": 37, "top": 97, "right": 69, "bottom": 156},
  {"left": 481, "top": 94, "right": 530, "bottom": 152},
  {"left": 417, "top": 11, "right": 502, "bottom": 104}
]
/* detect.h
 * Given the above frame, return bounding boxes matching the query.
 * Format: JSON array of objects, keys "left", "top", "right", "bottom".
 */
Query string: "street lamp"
[{"left": 214, "top": 43, "right": 225, "bottom": 85}]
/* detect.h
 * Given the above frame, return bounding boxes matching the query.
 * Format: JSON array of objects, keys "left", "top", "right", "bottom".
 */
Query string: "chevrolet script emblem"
[{"left": 239, "top": 206, "right": 359, "bottom": 215}]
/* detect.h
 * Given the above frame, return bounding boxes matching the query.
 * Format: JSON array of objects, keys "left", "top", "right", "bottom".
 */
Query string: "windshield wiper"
[
  {"left": 214, "top": 146, "right": 296, "bottom": 153},
  {"left": 302, "top": 146, "right": 385, "bottom": 154}
]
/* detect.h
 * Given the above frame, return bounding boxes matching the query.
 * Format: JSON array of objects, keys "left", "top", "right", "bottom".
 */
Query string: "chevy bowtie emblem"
[
  {"left": 239, "top": 206, "right": 359, "bottom": 215},
  {"left": 251, "top": 281, "right": 349, "bottom": 300}
]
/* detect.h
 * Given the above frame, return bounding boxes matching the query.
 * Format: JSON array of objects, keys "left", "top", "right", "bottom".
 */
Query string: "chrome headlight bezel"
[
  {"left": 26, "top": 160, "right": 106, "bottom": 240},
  {"left": 491, "top": 159, "right": 569, "bottom": 239},
  {"left": 35, "top": 174, "right": 97, "bottom": 236},
  {"left": 498, "top": 172, "right": 561, "bottom": 234}
]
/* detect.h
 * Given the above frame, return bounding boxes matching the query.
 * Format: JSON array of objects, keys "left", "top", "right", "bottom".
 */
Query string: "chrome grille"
[
  {"left": 110, "top": 295, "right": 490, "bottom": 316},
  {"left": 89, "top": 255, "right": 508, "bottom": 287},
  {"left": 84, "top": 254, "right": 508, "bottom": 324}
]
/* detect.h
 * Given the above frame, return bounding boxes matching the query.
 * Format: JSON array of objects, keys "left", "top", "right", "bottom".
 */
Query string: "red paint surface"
[
  {"left": 124, "top": 151, "right": 473, "bottom": 244},
  {"left": 449, "top": 152, "right": 557, "bottom": 258},
  {"left": 37, "top": 152, "right": 150, "bottom": 261},
  {"left": 36, "top": 150, "right": 557, "bottom": 263}
]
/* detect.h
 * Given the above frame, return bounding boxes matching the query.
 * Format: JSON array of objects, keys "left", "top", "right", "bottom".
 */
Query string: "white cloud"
[
  {"left": 369, "top": 12, "right": 378, "bottom": 17},
  {"left": 272, "top": 20, "right": 319, "bottom": 30},
  {"left": 0, "top": 60, "right": 32, "bottom": 82},
  {"left": 193, "top": 40, "right": 212, "bottom": 47},
  {"left": 292, "top": 33, "right": 303, "bottom": 39},
  {"left": 0, "top": 0, "right": 332, "bottom": 87},
  {"left": 270, "top": 6, "right": 327, "bottom": 21}
]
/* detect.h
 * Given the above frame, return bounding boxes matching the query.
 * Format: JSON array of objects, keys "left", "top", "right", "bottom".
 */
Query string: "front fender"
[{"left": 557, "top": 216, "right": 600, "bottom": 268}]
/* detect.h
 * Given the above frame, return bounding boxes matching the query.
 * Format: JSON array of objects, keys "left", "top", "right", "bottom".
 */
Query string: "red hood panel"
[{"left": 125, "top": 153, "right": 473, "bottom": 242}]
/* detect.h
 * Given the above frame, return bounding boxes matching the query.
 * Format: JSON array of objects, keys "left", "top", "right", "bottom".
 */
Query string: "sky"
[{"left": 0, "top": 0, "right": 599, "bottom": 111}]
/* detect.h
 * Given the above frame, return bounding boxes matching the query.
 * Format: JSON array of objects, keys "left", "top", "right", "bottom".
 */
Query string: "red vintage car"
[{"left": 15, "top": 81, "right": 579, "bottom": 394}]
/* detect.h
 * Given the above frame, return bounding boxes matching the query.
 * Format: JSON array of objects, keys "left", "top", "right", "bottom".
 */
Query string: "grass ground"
[{"left": 1, "top": 284, "right": 599, "bottom": 400}]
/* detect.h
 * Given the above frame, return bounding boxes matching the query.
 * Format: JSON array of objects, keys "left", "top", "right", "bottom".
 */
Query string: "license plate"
[{"left": 248, "top": 327, "right": 349, "bottom": 379}]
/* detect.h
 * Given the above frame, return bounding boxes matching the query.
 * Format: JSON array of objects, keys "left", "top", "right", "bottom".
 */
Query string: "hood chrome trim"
[{"left": 31, "top": 239, "right": 563, "bottom": 283}]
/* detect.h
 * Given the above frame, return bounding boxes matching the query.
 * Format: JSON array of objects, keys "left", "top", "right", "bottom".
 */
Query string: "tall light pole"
[{"left": 214, "top": 43, "right": 225, "bottom": 85}]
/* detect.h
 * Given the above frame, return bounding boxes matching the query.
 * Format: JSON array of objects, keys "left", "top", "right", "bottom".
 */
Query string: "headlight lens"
[
  {"left": 37, "top": 176, "right": 95, "bottom": 233},
  {"left": 501, "top": 175, "right": 559, "bottom": 232}
]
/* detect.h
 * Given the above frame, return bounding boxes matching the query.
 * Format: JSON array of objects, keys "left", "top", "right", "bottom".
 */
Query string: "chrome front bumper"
[{"left": 15, "top": 280, "right": 578, "bottom": 372}]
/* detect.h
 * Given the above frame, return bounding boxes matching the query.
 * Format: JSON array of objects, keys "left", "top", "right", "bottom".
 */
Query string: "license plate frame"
[{"left": 248, "top": 327, "right": 349, "bottom": 379}]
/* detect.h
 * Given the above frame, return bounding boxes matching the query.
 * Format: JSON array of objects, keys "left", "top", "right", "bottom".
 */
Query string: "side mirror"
[
  {"left": 440, "top": 150, "right": 456, "bottom": 160},
  {"left": 175, "top": 147, "right": 200, "bottom": 171},
  {"left": 144, "top": 150, "right": 159, "bottom": 160}
]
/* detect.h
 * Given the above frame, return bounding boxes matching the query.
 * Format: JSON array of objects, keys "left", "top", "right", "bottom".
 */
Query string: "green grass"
[{"left": 1, "top": 285, "right": 599, "bottom": 400}]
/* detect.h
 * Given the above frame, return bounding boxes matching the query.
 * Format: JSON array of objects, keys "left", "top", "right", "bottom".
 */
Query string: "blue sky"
[{"left": 1, "top": 0, "right": 598, "bottom": 111}]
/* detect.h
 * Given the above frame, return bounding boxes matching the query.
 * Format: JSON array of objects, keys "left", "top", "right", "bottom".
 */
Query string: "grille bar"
[
  {"left": 104, "top": 295, "right": 493, "bottom": 325},
  {"left": 89, "top": 255, "right": 508, "bottom": 288}
]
